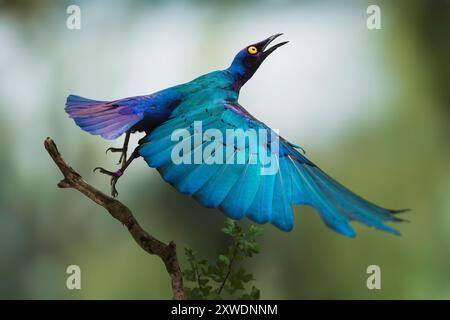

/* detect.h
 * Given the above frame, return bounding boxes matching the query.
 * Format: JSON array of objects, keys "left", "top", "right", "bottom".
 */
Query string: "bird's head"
[{"left": 227, "top": 34, "right": 288, "bottom": 90}]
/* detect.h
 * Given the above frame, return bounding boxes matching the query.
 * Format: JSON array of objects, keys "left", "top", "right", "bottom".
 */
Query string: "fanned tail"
[{"left": 65, "top": 95, "right": 143, "bottom": 140}]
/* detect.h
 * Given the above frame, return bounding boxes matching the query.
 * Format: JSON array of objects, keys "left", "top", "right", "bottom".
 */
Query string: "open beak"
[{"left": 259, "top": 33, "right": 289, "bottom": 57}]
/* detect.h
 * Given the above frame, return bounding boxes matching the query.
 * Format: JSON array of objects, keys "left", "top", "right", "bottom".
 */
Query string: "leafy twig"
[
  {"left": 183, "top": 219, "right": 263, "bottom": 300},
  {"left": 217, "top": 229, "right": 239, "bottom": 295}
]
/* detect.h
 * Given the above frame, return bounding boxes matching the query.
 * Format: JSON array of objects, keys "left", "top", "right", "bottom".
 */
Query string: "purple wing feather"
[{"left": 65, "top": 95, "right": 144, "bottom": 140}]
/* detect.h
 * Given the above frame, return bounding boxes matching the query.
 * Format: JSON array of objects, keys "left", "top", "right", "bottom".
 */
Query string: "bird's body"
[{"left": 66, "top": 34, "right": 406, "bottom": 237}]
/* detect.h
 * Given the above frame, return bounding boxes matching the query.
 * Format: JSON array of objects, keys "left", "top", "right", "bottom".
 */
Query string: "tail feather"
[
  {"left": 294, "top": 162, "right": 404, "bottom": 236},
  {"left": 65, "top": 95, "right": 143, "bottom": 140},
  {"left": 286, "top": 145, "right": 407, "bottom": 237},
  {"left": 307, "top": 166, "right": 402, "bottom": 235}
]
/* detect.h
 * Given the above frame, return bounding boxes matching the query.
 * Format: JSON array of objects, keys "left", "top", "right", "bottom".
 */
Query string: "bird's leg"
[
  {"left": 109, "top": 148, "right": 139, "bottom": 197},
  {"left": 106, "top": 131, "right": 131, "bottom": 165},
  {"left": 94, "top": 147, "right": 139, "bottom": 198}
]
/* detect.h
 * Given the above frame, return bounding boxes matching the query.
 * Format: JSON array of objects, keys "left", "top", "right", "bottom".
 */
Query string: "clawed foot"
[
  {"left": 106, "top": 147, "right": 127, "bottom": 165},
  {"left": 95, "top": 143, "right": 127, "bottom": 197},
  {"left": 94, "top": 132, "right": 136, "bottom": 198},
  {"left": 93, "top": 167, "right": 123, "bottom": 197}
]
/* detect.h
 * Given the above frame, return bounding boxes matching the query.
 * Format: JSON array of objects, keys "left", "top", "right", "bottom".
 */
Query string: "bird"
[{"left": 65, "top": 34, "right": 407, "bottom": 237}]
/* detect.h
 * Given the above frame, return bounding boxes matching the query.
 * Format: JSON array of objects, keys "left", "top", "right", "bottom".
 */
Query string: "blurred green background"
[{"left": 0, "top": 0, "right": 449, "bottom": 299}]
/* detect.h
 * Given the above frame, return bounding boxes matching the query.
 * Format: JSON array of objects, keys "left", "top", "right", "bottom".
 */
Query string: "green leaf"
[
  {"left": 218, "top": 254, "right": 230, "bottom": 266},
  {"left": 183, "top": 269, "right": 196, "bottom": 282},
  {"left": 249, "top": 225, "right": 264, "bottom": 237}
]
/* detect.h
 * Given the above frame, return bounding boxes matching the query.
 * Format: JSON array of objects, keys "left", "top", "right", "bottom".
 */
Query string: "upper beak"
[{"left": 260, "top": 33, "right": 289, "bottom": 57}]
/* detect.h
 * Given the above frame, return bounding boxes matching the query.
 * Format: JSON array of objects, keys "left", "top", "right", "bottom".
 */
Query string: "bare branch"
[{"left": 44, "top": 137, "right": 186, "bottom": 300}]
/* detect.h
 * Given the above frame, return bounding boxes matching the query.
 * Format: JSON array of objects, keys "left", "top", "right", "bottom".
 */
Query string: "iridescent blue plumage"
[{"left": 66, "top": 34, "right": 406, "bottom": 237}]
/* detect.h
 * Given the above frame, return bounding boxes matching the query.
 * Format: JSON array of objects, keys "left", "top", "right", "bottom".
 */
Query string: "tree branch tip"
[{"left": 44, "top": 137, "right": 56, "bottom": 150}]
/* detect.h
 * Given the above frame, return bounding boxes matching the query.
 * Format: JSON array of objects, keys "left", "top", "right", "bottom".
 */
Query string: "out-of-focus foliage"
[
  {"left": 0, "top": 0, "right": 449, "bottom": 299},
  {"left": 183, "top": 219, "right": 262, "bottom": 300}
]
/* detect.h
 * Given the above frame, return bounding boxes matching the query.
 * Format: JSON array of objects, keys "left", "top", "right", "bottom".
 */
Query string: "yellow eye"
[{"left": 247, "top": 46, "right": 258, "bottom": 54}]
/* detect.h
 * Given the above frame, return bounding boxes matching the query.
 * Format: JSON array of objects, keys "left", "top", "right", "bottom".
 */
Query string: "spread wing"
[{"left": 138, "top": 90, "right": 405, "bottom": 236}]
